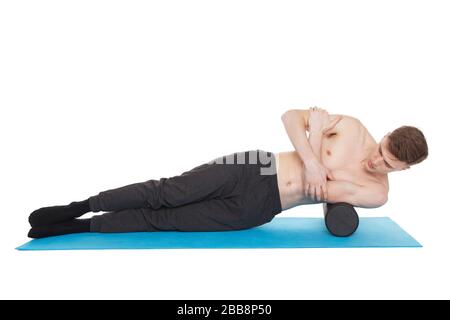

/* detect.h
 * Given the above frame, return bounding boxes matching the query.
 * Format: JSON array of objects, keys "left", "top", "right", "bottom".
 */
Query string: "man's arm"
[
  {"left": 308, "top": 110, "right": 342, "bottom": 161},
  {"left": 326, "top": 180, "right": 388, "bottom": 208},
  {"left": 282, "top": 108, "right": 344, "bottom": 202},
  {"left": 281, "top": 109, "right": 317, "bottom": 164},
  {"left": 308, "top": 130, "right": 323, "bottom": 163},
  {"left": 306, "top": 109, "right": 387, "bottom": 208},
  {"left": 309, "top": 124, "right": 388, "bottom": 208}
]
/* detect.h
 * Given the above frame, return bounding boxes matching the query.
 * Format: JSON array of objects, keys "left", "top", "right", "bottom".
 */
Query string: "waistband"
[
  {"left": 206, "top": 149, "right": 283, "bottom": 215},
  {"left": 247, "top": 149, "right": 282, "bottom": 215},
  {"left": 267, "top": 152, "right": 282, "bottom": 215}
]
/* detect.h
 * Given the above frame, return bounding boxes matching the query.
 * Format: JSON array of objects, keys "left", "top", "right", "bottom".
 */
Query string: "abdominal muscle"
[{"left": 275, "top": 151, "right": 316, "bottom": 211}]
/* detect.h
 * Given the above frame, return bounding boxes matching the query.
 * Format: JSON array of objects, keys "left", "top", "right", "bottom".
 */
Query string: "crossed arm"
[{"left": 281, "top": 108, "right": 388, "bottom": 208}]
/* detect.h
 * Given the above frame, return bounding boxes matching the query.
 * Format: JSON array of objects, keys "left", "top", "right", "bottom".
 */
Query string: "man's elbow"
[
  {"left": 350, "top": 191, "right": 388, "bottom": 209},
  {"left": 381, "top": 193, "right": 388, "bottom": 205},
  {"left": 371, "top": 192, "right": 388, "bottom": 208},
  {"left": 281, "top": 109, "right": 308, "bottom": 126},
  {"left": 281, "top": 109, "right": 296, "bottom": 121}
]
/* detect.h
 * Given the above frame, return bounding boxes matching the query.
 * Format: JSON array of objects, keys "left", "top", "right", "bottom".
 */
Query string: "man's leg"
[
  {"left": 28, "top": 197, "right": 250, "bottom": 238},
  {"left": 88, "top": 160, "right": 241, "bottom": 213},
  {"left": 28, "top": 199, "right": 91, "bottom": 227},
  {"left": 28, "top": 219, "right": 91, "bottom": 239},
  {"left": 90, "top": 197, "right": 251, "bottom": 233},
  {"left": 29, "top": 159, "right": 241, "bottom": 227},
  {"left": 27, "top": 150, "right": 281, "bottom": 237}
]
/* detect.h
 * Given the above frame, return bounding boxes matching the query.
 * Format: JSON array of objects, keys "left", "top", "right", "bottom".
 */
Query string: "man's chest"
[
  {"left": 320, "top": 129, "right": 381, "bottom": 184},
  {"left": 321, "top": 133, "right": 366, "bottom": 168}
]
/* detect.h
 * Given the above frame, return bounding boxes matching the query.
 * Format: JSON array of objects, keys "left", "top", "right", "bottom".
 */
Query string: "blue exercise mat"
[{"left": 16, "top": 217, "right": 421, "bottom": 251}]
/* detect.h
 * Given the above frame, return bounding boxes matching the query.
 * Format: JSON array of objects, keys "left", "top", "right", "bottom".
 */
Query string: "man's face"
[{"left": 365, "top": 134, "right": 410, "bottom": 174}]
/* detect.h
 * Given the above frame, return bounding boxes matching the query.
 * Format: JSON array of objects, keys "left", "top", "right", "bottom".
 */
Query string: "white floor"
[{"left": 3, "top": 238, "right": 450, "bottom": 299}]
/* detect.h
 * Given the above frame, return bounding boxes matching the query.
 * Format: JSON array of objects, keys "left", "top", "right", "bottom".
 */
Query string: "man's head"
[{"left": 366, "top": 126, "right": 428, "bottom": 174}]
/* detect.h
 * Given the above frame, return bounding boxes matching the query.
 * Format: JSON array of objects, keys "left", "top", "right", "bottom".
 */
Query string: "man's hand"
[
  {"left": 304, "top": 158, "right": 334, "bottom": 202},
  {"left": 308, "top": 106, "right": 342, "bottom": 135},
  {"left": 304, "top": 106, "right": 341, "bottom": 202}
]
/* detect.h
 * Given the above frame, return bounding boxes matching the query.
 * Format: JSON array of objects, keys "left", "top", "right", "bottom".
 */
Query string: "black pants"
[{"left": 88, "top": 150, "right": 282, "bottom": 233}]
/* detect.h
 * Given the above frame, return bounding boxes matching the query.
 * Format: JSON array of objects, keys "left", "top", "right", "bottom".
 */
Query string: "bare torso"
[{"left": 275, "top": 116, "right": 389, "bottom": 211}]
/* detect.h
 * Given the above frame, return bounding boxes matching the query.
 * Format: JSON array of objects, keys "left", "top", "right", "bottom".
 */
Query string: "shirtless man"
[
  {"left": 27, "top": 107, "right": 428, "bottom": 238},
  {"left": 278, "top": 106, "right": 427, "bottom": 210}
]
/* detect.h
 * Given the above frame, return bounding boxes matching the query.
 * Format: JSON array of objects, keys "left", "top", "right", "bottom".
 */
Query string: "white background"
[{"left": 1, "top": 0, "right": 448, "bottom": 300}]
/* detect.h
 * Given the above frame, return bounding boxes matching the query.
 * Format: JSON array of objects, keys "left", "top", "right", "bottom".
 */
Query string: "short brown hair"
[{"left": 387, "top": 126, "right": 428, "bottom": 165}]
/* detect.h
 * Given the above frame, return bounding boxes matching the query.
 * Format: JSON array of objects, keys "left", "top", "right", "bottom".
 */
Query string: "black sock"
[
  {"left": 29, "top": 199, "right": 91, "bottom": 227},
  {"left": 28, "top": 218, "right": 91, "bottom": 239}
]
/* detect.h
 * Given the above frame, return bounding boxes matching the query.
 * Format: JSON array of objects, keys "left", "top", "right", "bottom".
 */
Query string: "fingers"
[
  {"left": 307, "top": 184, "right": 318, "bottom": 201},
  {"left": 330, "top": 115, "right": 342, "bottom": 127},
  {"left": 310, "top": 185, "right": 326, "bottom": 202},
  {"left": 310, "top": 106, "right": 324, "bottom": 113},
  {"left": 316, "top": 186, "right": 325, "bottom": 202},
  {"left": 311, "top": 185, "right": 317, "bottom": 201},
  {"left": 323, "top": 115, "right": 342, "bottom": 133},
  {"left": 307, "top": 182, "right": 328, "bottom": 202},
  {"left": 313, "top": 186, "right": 319, "bottom": 202},
  {"left": 322, "top": 185, "right": 328, "bottom": 202}
]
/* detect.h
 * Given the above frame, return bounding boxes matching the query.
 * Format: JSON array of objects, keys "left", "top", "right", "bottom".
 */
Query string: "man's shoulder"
[
  {"left": 332, "top": 114, "right": 363, "bottom": 125},
  {"left": 329, "top": 114, "right": 366, "bottom": 133}
]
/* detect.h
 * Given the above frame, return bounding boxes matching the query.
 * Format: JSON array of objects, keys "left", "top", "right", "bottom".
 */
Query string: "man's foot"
[
  {"left": 28, "top": 219, "right": 92, "bottom": 239},
  {"left": 28, "top": 199, "right": 91, "bottom": 227}
]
